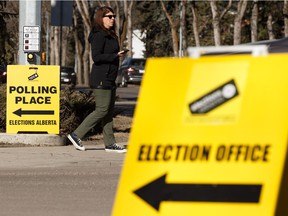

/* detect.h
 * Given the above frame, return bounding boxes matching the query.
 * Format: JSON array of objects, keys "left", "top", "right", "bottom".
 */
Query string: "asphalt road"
[
  {"left": 116, "top": 84, "right": 140, "bottom": 101},
  {"left": 74, "top": 84, "right": 140, "bottom": 102},
  {"left": 0, "top": 143, "right": 126, "bottom": 216}
]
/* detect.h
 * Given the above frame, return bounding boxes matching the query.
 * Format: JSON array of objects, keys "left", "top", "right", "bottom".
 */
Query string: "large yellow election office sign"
[
  {"left": 112, "top": 54, "right": 288, "bottom": 216},
  {"left": 6, "top": 65, "right": 60, "bottom": 134}
]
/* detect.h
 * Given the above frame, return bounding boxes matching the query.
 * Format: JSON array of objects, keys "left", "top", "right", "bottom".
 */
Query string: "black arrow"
[
  {"left": 13, "top": 108, "right": 54, "bottom": 117},
  {"left": 134, "top": 174, "right": 262, "bottom": 211}
]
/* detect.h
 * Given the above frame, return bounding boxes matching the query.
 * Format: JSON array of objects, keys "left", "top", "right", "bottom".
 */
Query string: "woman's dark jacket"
[{"left": 88, "top": 27, "right": 120, "bottom": 89}]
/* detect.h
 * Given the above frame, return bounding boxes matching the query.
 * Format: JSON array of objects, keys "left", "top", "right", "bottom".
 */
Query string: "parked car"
[
  {"left": 116, "top": 57, "right": 146, "bottom": 87},
  {"left": 60, "top": 66, "right": 76, "bottom": 85},
  {"left": 0, "top": 64, "right": 7, "bottom": 84}
]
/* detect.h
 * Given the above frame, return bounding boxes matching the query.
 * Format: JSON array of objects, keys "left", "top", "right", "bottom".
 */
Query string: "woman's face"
[{"left": 103, "top": 11, "right": 116, "bottom": 29}]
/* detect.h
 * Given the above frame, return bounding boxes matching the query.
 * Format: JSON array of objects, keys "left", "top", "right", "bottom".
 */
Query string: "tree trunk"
[
  {"left": 210, "top": 1, "right": 221, "bottom": 46},
  {"left": 126, "top": 1, "right": 134, "bottom": 57},
  {"left": 284, "top": 0, "right": 288, "bottom": 37},
  {"left": 0, "top": 14, "right": 6, "bottom": 64},
  {"left": 181, "top": 0, "right": 188, "bottom": 56},
  {"left": 51, "top": 26, "right": 60, "bottom": 65},
  {"left": 233, "top": 0, "right": 248, "bottom": 45},
  {"left": 160, "top": 0, "right": 179, "bottom": 57},
  {"left": 114, "top": 1, "right": 120, "bottom": 41},
  {"left": 120, "top": 1, "right": 127, "bottom": 53},
  {"left": 61, "top": 27, "right": 69, "bottom": 66},
  {"left": 251, "top": 0, "right": 258, "bottom": 42},
  {"left": 267, "top": 13, "right": 275, "bottom": 40},
  {"left": 73, "top": 8, "right": 83, "bottom": 85},
  {"left": 75, "top": 0, "right": 92, "bottom": 86},
  {"left": 49, "top": 27, "right": 55, "bottom": 65},
  {"left": 191, "top": 1, "right": 200, "bottom": 47},
  {"left": 210, "top": 0, "right": 232, "bottom": 46},
  {"left": 82, "top": 29, "right": 90, "bottom": 86}
]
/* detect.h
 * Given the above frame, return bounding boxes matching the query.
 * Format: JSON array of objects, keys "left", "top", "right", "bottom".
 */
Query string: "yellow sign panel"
[
  {"left": 6, "top": 65, "right": 60, "bottom": 134},
  {"left": 113, "top": 55, "right": 288, "bottom": 216}
]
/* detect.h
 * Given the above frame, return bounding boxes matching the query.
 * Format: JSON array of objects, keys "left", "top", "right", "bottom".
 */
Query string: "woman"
[{"left": 68, "top": 6, "right": 127, "bottom": 153}]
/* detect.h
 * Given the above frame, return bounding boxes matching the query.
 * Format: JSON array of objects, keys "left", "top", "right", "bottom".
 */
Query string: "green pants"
[{"left": 74, "top": 88, "right": 116, "bottom": 146}]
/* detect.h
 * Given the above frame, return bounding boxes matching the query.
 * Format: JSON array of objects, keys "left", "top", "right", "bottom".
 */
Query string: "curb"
[{"left": 0, "top": 133, "right": 67, "bottom": 146}]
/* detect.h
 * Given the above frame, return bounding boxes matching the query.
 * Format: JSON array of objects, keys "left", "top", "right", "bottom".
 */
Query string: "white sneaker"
[
  {"left": 67, "top": 132, "right": 85, "bottom": 151},
  {"left": 105, "top": 143, "right": 127, "bottom": 153}
]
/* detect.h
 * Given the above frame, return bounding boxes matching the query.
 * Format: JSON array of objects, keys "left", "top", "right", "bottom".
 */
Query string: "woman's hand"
[{"left": 118, "top": 49, "right": 129, "bottom": 57}]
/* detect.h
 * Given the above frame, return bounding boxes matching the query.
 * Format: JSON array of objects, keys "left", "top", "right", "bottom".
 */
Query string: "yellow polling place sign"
[
  {"left": 113, "top": 55, "right": 288, "bottom": 216},
  {"left": 6, "top": 65, "right": 60, "bottom": 134}
]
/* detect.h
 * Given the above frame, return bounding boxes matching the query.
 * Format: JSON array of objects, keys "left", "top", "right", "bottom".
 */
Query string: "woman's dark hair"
[{"left": 93, "top": 6, "right": 117, "bottom": 38}]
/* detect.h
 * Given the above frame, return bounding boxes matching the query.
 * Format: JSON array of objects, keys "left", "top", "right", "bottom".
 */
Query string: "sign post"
[
  {"left": 6, "top": 65, "right": 60, "bottom": 134},
  {"left": 112, "top": 52, "right": 288, "bottom": 216}
]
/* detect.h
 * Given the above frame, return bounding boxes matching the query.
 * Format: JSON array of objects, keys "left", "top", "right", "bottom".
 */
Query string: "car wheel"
[{"left": 120, "top": 75, "right": 128, "bottom": 87}]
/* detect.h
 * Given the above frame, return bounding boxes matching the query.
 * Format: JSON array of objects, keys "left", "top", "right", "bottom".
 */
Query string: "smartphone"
[{"left": 122, "top": 49, "right": 129, "bottom": 53}]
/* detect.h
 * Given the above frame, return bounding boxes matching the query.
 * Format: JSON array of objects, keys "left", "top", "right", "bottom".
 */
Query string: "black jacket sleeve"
[{"left": 90, "top": 31, "right": 118, "bottom": 64}]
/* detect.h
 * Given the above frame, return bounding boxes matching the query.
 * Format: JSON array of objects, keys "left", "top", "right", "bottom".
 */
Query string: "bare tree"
[
  {"left": 49, "top": 27, "right": 70, "bottom": 66},
  {"left": 160, "top": 0, "right": 179, "bottom": 57},
  {"left": 210, "top": 0, "right": 232, "bottom": 46},
  {"left": 191, "top": 1, "right": 200, "bottom": 47},
  {"left": 49, "top": 28, "right": 54, "bottom": 65},
  {"left": 124, "top": 0, "right": 134, "bottom": 57},
  {"left": 61, "top": 27, "right": 70, "bottom": 66},
  {"left": 1, "top": 0, "right": 18, "bottom": 64},
  {"left": 50, "top": 27, "right": 60, "bottom": 65},
  {"left": 113, "top": 1, "right": 121, "bottom": 42},
  {"left": 119, "top": 2, "right": 127, "bottom": 53},
  {"left": 267, "top": 12, "right": 275, "bottom": 40},
  {"left": 233, "top": 0, "right": 248, "bottom": 45},
  {"left": 180, "top": 0, "right": 187, "bottom": 56},
  {"left": 251, "top": 0, "right": 258, "bottom": 42},
  {"left": 75, "top": 0, "right": 92, "bottom": 86},
  {"left": 73, "top": 8, "right": 83, "bottom": 85},
  {"left": 284, "top": 0, "right": 288, "bottom": 36},
  {"left": 0, "top": 1, "right": 7, "bottom": 64}
]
